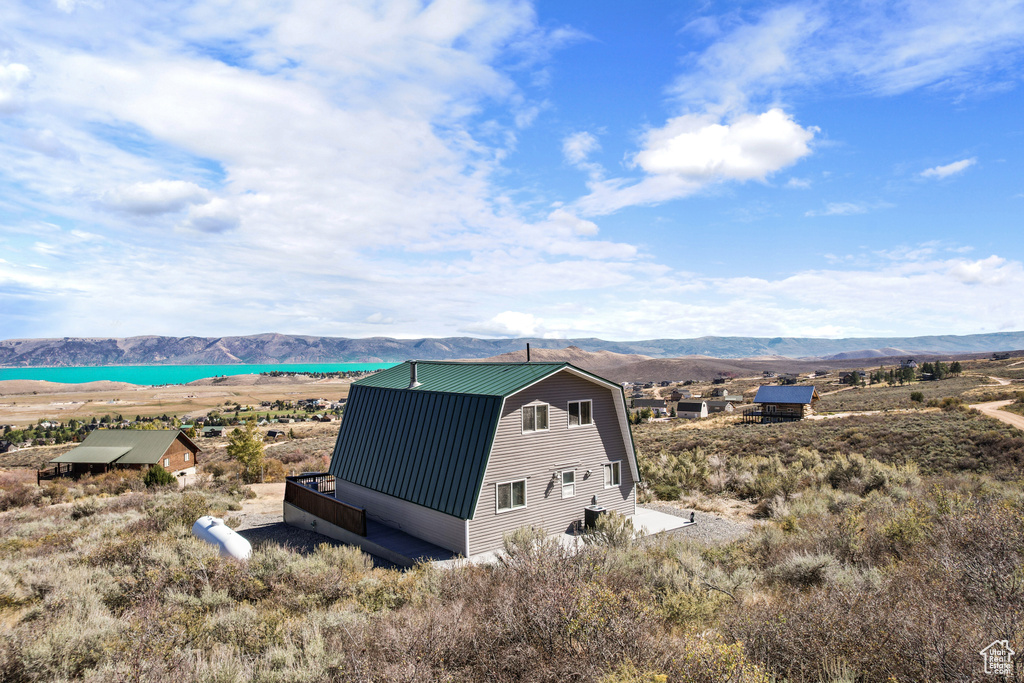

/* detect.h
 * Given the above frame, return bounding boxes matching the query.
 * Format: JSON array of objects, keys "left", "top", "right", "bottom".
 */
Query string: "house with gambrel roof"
[{"left": 302, "top": 361, "right": 640, "bottom": 558}]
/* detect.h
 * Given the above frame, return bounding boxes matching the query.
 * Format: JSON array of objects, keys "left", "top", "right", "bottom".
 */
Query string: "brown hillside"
[{"left": 469, "top": 345, "right": 651, "bottom": 374}]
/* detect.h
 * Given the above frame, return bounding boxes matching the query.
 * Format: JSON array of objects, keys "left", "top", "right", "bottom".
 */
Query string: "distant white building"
[{"left": 676, "top": 401, "right": 709, "bottom": 419}]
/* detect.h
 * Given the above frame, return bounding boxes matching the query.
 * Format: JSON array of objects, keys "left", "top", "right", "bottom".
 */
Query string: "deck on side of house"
[{"left": 283, "top": 501, "right": 456, "bottom": 566}]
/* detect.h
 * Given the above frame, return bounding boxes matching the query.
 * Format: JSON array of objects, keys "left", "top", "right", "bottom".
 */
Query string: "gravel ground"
[
  {"left": 233, "top": 511, "right": 328, "bottom": 552},
  {"left": 231, "top": 507, "right": 396, "bottom": 567},
  {"left": 639, "top": 502, "right": 755, "bottom": 545}
]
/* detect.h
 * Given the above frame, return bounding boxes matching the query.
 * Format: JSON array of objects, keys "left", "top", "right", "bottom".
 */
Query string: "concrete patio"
[{"left": 285, "top": 499, "right": 694, "bottom": 568}]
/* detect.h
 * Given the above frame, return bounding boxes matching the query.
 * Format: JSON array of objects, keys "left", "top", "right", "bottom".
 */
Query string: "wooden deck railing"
[
  {"left": 285, "top": 473, "right": 366, "bottom": 537},
  {"left": 37, "top": 463, "right": 73, "bottom": 485},
  {"left": 741, "top": 409, "right": 802, "bottom": 424}
]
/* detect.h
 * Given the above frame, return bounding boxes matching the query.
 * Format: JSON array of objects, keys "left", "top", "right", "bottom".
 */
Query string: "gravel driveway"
[{"left": 639, "top": 502, "right": 754, "bottom": 545}]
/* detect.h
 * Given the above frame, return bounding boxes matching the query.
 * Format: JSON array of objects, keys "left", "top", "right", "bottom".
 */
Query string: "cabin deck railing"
[
  {"left": 741, "top": 409, "right": 803, "bottom": 424},
  {"left": 285, "top": 473, "right": 366, "bottom": 537},
  {"left": 37, "top": 463, "right": 74, "bottom": 485}
]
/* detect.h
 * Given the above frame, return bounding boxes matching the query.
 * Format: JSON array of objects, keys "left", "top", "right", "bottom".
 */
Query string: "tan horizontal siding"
[
  {"left": 334, "top": 479, "right": 466, "bottom": 555},
  {"left": 468, "top": 371, "right": 635, "bottom": 555}
]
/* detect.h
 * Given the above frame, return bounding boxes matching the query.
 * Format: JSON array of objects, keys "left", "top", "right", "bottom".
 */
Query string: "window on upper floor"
[
  {"left": 604, "top": 461, "right": 621, "bottom": 488},
  {"left": 568, "top": 400, "right": 593, "bottom": 427},
  {"left": 522, "top": 403, "right": 549, "bottom": 433},
  {"left": 496, "top": 479, "right": 527, "bottom": 512}
]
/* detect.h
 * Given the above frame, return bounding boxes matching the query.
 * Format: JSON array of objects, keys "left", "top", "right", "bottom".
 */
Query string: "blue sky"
[{"left": 1, "top": 0, "right": 1023, "bottom": 341}]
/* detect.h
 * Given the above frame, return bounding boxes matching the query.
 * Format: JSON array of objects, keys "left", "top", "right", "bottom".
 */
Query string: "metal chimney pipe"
[
  {"left": 408, "top": 361, "right": 421, "bottom": 389},
  {"left": 526, "top": 343, "right": 531, "bottom": 362}
]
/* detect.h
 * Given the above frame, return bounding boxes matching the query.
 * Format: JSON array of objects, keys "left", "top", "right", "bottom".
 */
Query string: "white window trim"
[
  {"left": 496, "top": 479, "right": 528, "bottom": 513},
  {"left": 521, "top": 402, "right": 550, "bottom": 434},
  {"left": 604, "top": 461, "right": 622, "bottom": 488},
  {"left": 163, "top": 458, "right": 170, "bottom": 467},
  {"left": 561, "top": 469, "right": 575, "bottom": 498},
  {"left": 567, "top": 399, "right": 594, "bottom": 428},
  {"left": 184, "top": 452, "right": 190, "bottom": 462}
]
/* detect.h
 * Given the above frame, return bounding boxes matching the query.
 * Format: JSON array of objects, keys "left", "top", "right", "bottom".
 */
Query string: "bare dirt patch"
[{"left": 970, "top": 400, "right": 1024, "bottom": 432}]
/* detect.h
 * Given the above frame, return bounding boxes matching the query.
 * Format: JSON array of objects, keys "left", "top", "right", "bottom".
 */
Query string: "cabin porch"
[{"left": 283, "top": 472, "right": 456, "bottom": 566}]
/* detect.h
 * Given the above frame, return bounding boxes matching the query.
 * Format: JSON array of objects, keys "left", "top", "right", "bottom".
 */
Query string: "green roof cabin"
[
  {"left": 289, "top": 361, "right": 640, "bottom": 558},
  {"left": 44, "top": 429, "right": 200, "bottom": 480}
]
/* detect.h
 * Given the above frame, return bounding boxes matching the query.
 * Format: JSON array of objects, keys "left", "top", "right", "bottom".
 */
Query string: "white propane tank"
[{"left": 192, "top": 515, "right": 252, "bottom": 560}]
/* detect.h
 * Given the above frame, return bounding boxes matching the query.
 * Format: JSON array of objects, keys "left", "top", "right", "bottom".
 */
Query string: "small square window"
[
  {"left": 497, "top": 480, "right": 527, "bottom": 512},
  {"left": 568, "top": 400, "right": 593, "bottom": 427},
  {"left": 522, "top": 404, "right": 549, "bottom": 433},
  {"left": 561, "top": 470, "right": 575, "bottom": 498},
  {"left": 604, "top": 461, "right": 621, "bottom": 488}
]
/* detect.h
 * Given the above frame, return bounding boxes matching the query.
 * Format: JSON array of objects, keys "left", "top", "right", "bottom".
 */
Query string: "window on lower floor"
[
  {"left": 522, "top": 403, "right": 549, "bottom": 433},
  {"left": 184, "top": 452, "right": 190, "bottom": 462},
  {"left": 497, "top": 479, "right": 527, "bottom": 512},
  {"left": 164, "top": 458, "right": 170, "bottom": 467},
  {"left": 604, "top": 461, "right": 621, "bottom": 488},
  {"left": 561, "top": 469, "right": 575, "bottom": 498},
  {"left": 568, "top": 400, "right": 593, "bottom": 427}
]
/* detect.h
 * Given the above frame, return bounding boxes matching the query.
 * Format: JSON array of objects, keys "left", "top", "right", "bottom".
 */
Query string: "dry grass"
[
  {"left": 814, "top": 375, "right": 997, "bottom": 412},
  {"left": 2, "top": 373, "right": 1023, "bottom": 681},
  {"left": 0, "top": 482, "right": 773, "bottom": 683}
]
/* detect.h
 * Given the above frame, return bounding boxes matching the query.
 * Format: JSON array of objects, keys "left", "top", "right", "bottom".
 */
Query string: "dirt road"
[{"left": 970, "top": 400, "right": 1024, "bottom": 432}]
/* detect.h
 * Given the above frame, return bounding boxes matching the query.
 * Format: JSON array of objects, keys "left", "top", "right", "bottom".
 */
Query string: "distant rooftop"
[{"left": 753, "top": 385, "right": 819, "bottom": 405}]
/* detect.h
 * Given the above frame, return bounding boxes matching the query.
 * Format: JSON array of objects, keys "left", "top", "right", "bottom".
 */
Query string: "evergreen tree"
[
  {"left": 144, "top": 463, "right": 177, "bottom": 487},
  {"left": 228, "top": 420, "right": 265, "bottom": 483}
]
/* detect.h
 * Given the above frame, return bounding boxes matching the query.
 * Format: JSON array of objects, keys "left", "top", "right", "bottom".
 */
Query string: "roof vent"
[{"left": 407, "top": 361, "right": 422, "bottom": 389}]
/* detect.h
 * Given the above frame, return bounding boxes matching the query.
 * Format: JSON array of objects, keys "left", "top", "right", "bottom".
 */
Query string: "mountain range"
[{"left": 2, "top": 331, "right": 1023, "bottom": 367}]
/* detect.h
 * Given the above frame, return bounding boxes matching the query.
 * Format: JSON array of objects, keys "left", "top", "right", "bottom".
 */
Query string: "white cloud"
[
  {"left": 675, "top": 2, "right": 1024, "bottom": 108},
  {"left": 578, "top": 108, "right": 816, "bottom": 214},
  {"left": 805, "top": 202, "right": 868, "bottom": 217},
  {"left": 921, "top": 157, "right": 977, "bottom": 179},
  {"left": 786, "top": 177, "right": 811, "bottom": 189},
  {"left": 635, "top": 109, "right": 815, "bottom": 181},
  {"left": 562, "top": 131, "right": 599, "bottom": 165},
  {"left": 102, "top": 180, "right": 211, "bottom": 215},
  {"left": 54, "top": 0, "right": 101, "bottom": 12},
  {"left": 462, "top": 311, "right": 545, "bottom": 337},
  {"left": 19, "top": 129, "right": 78, "bottom": 161},
  {"left": 180, "top": 198, "right": 240, "bottom": 234},
  {"left": 946, "top": 255, "right": 1010, "bottom": 285},
  {"left": 672, "top": 5, "right": 824, "bottom": 115},
  {"left": 0, "top": 63, "right": 32, "bottom": 111},
  {"left": 541, "top": 208, "right": 598, "bottom": 236}
]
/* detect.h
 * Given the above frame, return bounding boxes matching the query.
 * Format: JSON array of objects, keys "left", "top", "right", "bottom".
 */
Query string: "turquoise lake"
[{"left": 0, "top": 363, "right": 398, "bottom": 386}]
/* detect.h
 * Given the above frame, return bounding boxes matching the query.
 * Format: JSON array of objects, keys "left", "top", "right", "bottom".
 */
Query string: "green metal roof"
[
  {"left": 355, "top": 361, "right": 570, "bottom": 397},
  {"left": 50, "top": 446, "right": 131, "bottom": 464},
  {"left": 50, "top": 429, "right": 199, "bottom": 466},
  {"left": 329, "top": 385, "right": 502, "bottom": 519}
]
